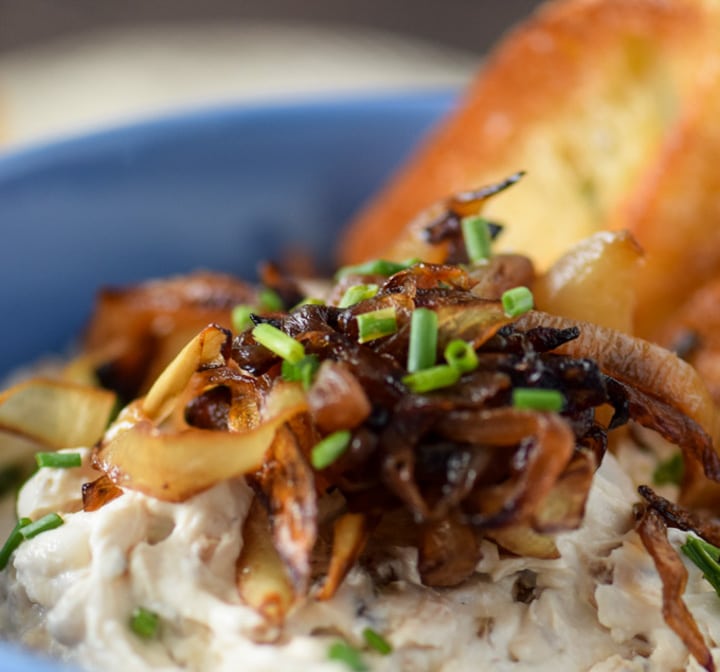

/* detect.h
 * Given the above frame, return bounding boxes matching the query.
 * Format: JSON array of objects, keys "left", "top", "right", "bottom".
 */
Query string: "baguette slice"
[{"left": 340, "top": 0, "right": 720, "bottom": 337}]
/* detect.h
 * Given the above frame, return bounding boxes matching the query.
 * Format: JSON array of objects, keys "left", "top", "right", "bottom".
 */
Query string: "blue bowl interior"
[
  {"left": 0, "top": 91, "right": 452, "bottom": 672},
  {"left": 0, "top": 92, "right": 453, "bottom": 378}
]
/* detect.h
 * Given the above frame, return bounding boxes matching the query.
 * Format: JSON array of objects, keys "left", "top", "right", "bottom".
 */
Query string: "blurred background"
[{"left": 0, "top": 1, "right": 542, "bottom": 149}]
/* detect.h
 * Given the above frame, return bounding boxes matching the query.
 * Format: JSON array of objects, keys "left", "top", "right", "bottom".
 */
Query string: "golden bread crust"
[{"left": 340, "top": 0, "right": 720, "bottom": 336}]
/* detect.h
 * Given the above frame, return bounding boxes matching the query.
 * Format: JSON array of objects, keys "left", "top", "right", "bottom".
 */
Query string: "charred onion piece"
[{"left": 636, "top": 506, "right": 714, "bottom": 672}]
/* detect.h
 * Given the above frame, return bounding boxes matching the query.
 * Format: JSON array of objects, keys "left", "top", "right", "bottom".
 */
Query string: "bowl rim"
[{"left": 0, "top": 88, "right": 458, "bottom": 176}]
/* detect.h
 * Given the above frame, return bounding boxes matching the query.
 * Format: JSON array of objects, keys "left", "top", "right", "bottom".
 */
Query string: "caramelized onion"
[
  {"left": 252, "top": 421, "right": 317, "bottom": 591},
  {"left": 534, "top": 231, "right": 642, "bottom": 334},
  {"left": 636, "top": 507, "right": 714, "bottom": 672},
  {"left": 0, "top": 378, "right": 116, "bottom": 449},
  {"left": 517, "top": 311, "right": 719, "bottom": 442},
  {"left": 237, "top": 499, "right": 295, "bottom": 627},
  {"left": 307, "top": 361, "right": 371, "bottom": 434},
  {"left": 94, "top": 382, "right": 308, "bottom": 502},
  {"left": 317, "top": 512, "right": 369, "bottom": 601},
  {"left": 436, "top": 408, "right": 575, "bottom": 528}
]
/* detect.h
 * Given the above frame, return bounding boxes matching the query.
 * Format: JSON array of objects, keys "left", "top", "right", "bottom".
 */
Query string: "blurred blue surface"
[
  {"left": 0, "top": 91, "right": 453, "bottom": 671},
  {"left": 0, "top": 92, "right": 453, "bottom": 379}
]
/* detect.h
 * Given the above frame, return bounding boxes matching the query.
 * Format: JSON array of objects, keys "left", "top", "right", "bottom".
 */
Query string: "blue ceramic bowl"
[{"left": 0, "top": 91, "right": 453, "bottom": 671}]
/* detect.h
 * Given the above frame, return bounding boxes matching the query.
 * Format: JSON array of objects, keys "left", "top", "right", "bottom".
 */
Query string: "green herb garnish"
[
  {"left": 402, "top": 364, "right": 460, "bottom": 394},
  {"left": 129, "top": 607, "right": 160, "bottom": 640},
  {"left": 258, "top": 287, "right": 284, "bottom": 312},
  {"left": 407, "top": 308, "right": 438, "bottom": 373},
  {"left": 356, "top": 307, "right": 398, "bottom": 344},
  {"left": 362, "top": 627, "right": 392, "bottom": 655},
  {"left": 231, "top": 305, "right": 255, "bottom": 333},
  {"left": 682, "top": 535, "right": 720, "bottom": 596},
  {"left": 0, "top": 517, "right": 32, "bottom": 570},
  {"left": 339, "top": 284, "right": 379, "bottom": 309},
  {"left": 444, "top": 339, "right": 479, "bottom": 374},
  {"left": 512, "top": 388, "right": 565, "bottom": 412},
  {"left": 19, "top": 513, "right": 64, "bottom": 540},
  {"left": 461, "top": 215, "right": 492, "bottom": 263},
  {"left": 281, "top": 354, "right": 320, "bottom": 390},
  {"left": 501, "top": 286, "right": 534, "bottom": 317},
  {"left": 35, "top": 452, "right": 82, "bottom": 469},
  {"left": 653, "top": 453, "right": 684, "bottom": 487},
  {"left": 336, "top": 258, "right": 419, "bottom": 280},
  {"left": 311, "top": 430, "right": 352, "bottom": 470},
  {"left": 252, "top": 323, "right": 305, "bottom": 364},
  {"left": 327, "top": 640, "right": 368, "bottom": 671}
]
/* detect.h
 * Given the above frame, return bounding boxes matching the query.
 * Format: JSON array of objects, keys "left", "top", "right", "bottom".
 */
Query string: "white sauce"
[{"left": 2, "top": 448, "right": 720, "bottom": 671}]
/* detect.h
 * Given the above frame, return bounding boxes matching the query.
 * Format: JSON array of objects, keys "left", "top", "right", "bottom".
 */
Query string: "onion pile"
[{"left": 2, "top": 177, "right": 719, "bottom": 668}]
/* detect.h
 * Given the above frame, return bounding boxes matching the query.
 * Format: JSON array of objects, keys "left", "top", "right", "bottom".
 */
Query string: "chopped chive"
[
  {"left": 252, "top": 323, "right": 305, "bottom": 364},
  {"left": 129, "top": 607, "right": 160, "bottom": 640},
  {"left": 512, "top": 388, "right": 564, "bottom": 412},
  {"left": 461, "top": 215, "right": 492, "bottom": 263},
  {"left": 444, "top": 339, "right": 479, "bottom": 374},
  {"left": 258, "top": 287, "right": 284, "bottom": 312},
  {"left": 327, "top": 641, "right": 368, "bottom": 671},
  {"left": 281, "top": 354, "right": 320, "bottom": 390},
  {"left": 0, "top": 517, "right": 32, "bottom": 570},
  {"left": 681, "top": 535, "right": 720, "bottom": 596},
  {"left": 19, "top": 513, "right": 64, "bottom": 540},
  {"left": 292, "top": 297, "right": 325, "bottom": 310},
  {"left": 501, "top": 286, "right": 534, "bottom": 317},
  {"left": 336, "top": 258, "right": 419, "bottom": 280},
  {"left": 35, "top": 452, "right": 82, "bottom": 469},
  {"left": 362, "top": 627, "right": 392, "bottom": 655},
  {"left": 339, "top": 284, "right": 379, "bottom": 309},
  {"left": 231, "top": 305, "right": 255, "bottom": 332},
  {"left": 407, "top": 308, "right": 438, "bottom": 373},
  {"left": 311, "top": 430, "right": 352, "bottom": 470},
  {"left": 356, "top": 307, "right": 398, "bottom": 344},
  {"left": 402, "top": 364, "right": 460, "bottom": 394},
  {"left": 653, "top": 453, "right": 684, "bottom": 487}
]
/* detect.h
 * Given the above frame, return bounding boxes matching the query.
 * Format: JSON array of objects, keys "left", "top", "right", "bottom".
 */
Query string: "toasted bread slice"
[{"left": 340, "top": 0, "right": 720, "bottom": 337}]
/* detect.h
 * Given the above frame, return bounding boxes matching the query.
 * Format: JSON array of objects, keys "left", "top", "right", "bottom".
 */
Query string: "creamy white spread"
[{"left": 2, "top": 447, "right": 720, "bottom": 671}]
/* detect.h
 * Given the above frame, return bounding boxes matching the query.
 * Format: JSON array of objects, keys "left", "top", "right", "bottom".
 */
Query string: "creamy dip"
[{"left": 2, "top": 446, "right": 719, "bottom": 671}]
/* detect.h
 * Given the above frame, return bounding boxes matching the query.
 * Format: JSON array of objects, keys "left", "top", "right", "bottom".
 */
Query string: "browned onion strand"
[
  {"left": 636, "top": 507, "right": 715, "bottom": 672},
  {"left": 251, "top": 421, "right": 318, "bottom": 591},
  {"left": 516, "top": 312, "right": 719, "bottom": 442},
  {"left": 639, "top": 486, "right": 720, "bottom": 548}
]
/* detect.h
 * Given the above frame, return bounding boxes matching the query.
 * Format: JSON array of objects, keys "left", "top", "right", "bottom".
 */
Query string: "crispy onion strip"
[
  {"left": 94, "top": 383, "right": 308, "bottom": 502},
  {"left": 252, "top": 420, "right": 318, "bottom": 592},
  {"left": 636, "top": 507, "right": 714, "bottom": 672},
  {"left": 516, "top": 312, "right": 718, "bottom": 443}
]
